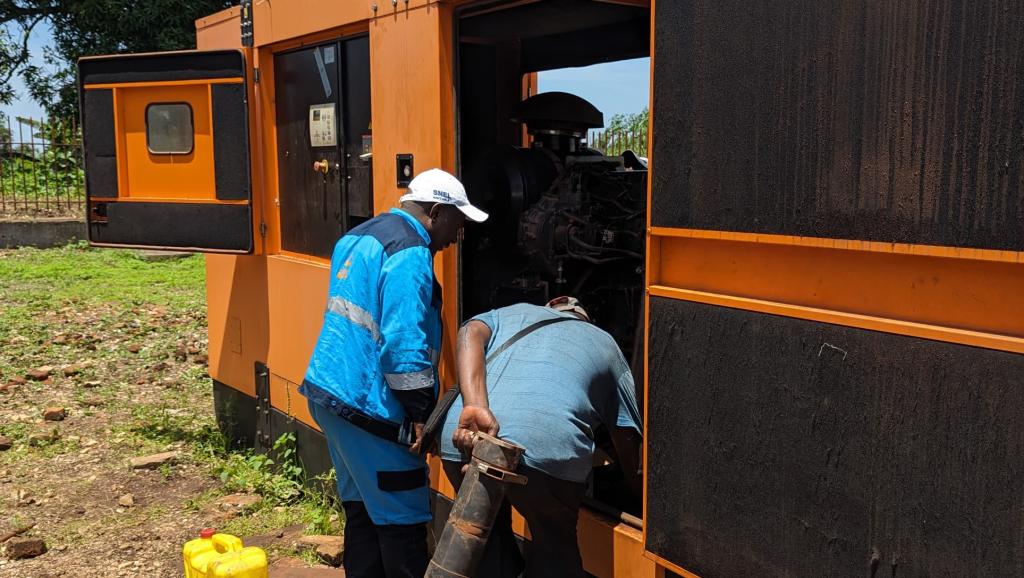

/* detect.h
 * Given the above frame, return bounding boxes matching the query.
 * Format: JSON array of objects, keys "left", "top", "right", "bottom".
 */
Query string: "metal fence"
[
  {"left": 587, "top": 125, "right": 649, "bottom": 158},
  {"left": 0, "top": 117, "right": 646, "bottom": 217},
  {"left": 0, "top": 116, "right": 85, "bottom": 216}
]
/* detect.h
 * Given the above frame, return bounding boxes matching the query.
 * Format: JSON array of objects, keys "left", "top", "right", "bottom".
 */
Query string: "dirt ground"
[{"left": 0, "top": 245, "right": 341, "bottom": 577}]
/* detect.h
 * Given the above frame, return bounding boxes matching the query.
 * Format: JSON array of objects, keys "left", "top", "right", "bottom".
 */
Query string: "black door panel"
[
  {"left": 275, "top": 43, "right": 345, "bottom": 259},
  {"left": 274, "top": 35, "right": 373, "bottom": 259}
]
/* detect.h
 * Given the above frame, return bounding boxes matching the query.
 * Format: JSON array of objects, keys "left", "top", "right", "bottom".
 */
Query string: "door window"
[{"left": 146, "top": 103, "right": 194, "bottom": 154}]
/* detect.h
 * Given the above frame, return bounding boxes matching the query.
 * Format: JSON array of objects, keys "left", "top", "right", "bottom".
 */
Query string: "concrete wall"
[{"left": 0, "top": 219, "right": 87, "bottom": 249}]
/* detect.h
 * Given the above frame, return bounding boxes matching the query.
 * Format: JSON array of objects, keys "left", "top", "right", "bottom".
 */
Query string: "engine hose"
[{"left": 569, "top": 234, "right": 644, "bottom": 259}]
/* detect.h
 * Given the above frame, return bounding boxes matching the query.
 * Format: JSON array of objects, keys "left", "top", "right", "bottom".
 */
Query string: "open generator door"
[{"left": 78, "top": 50, "right": 253, "bottom": 253}]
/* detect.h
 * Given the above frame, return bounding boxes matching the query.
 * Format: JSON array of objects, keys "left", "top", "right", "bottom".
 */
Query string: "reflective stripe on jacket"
[{"left": 301, "top": 208, "right": 442, "bottom": 425}]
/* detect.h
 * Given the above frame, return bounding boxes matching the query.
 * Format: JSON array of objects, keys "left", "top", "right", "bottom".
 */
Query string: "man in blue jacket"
[{"left": 301, "top": 168, "right": 488, "bottom": 578}]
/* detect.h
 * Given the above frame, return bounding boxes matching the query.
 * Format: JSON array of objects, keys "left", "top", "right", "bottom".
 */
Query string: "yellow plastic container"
[{"left": 183, "top": 528, "right": 268, "bottom": 578}]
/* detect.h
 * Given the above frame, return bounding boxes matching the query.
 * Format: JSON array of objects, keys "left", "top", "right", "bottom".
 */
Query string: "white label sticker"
[
  {"left": 309, "top": 103, "right": 337, "bottom": 147},
  {"left": 323, "top": 46, "right": 335, "bottom": 65}
]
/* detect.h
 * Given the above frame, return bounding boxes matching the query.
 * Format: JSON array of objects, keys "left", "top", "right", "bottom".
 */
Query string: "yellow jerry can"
[{"left": 183, "top": 528, "right": 268, "bottom": 578}]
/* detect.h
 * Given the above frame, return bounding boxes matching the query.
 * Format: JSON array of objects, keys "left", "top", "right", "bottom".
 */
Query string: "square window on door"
[{"left": 146, "top": 103, "right": 194, "bottom": 154}]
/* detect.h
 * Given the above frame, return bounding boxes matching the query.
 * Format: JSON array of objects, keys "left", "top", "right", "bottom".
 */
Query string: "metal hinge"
[
  {"left": 253, "top": 68, "right": 260, "bottom": 84},
  {"left": 258, "top": 220, "right": 267, "bottom": 238}
]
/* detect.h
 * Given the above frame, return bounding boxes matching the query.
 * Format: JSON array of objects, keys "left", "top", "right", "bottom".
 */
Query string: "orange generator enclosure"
[{"left": 78, "top": 1, "right": 1024, "bottom": 577}]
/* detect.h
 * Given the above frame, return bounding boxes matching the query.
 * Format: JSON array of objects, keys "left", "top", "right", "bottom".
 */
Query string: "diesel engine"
[{"left": 462, "top": 92, "right": 647, "bottom": 372}]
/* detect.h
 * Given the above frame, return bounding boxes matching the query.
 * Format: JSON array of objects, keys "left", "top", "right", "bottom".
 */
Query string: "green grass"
[
  {"left": 0, "top": 242, "right": 206, "bottom": 383},
  {"left": 0, "top": 243, "right": 344, "bottom": 558},
  {"left": 0, "top": 421, "right": 31, "bottom": 441},
  {"left": 218, "top": 492, "right": 342, "bottom": 539},
  {"left": 0, "top": 241, "right": 204, "bottom": 309}
]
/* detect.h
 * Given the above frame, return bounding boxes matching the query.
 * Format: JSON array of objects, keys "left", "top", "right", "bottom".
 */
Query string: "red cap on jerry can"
[{"left": 200, "top": 528, "right": 216, "bottom": 539}]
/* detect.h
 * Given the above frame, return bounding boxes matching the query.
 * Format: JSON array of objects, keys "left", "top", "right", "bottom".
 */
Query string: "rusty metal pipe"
[{"left": 426, "top": 433, "right": 526, "bottom": 578}]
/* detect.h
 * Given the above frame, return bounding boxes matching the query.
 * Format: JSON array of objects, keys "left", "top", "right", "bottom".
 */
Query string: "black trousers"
[
  {"left": 442, "top": 460, "right": 587, "bottom": 578},
  {"left": 342, "top": 500, "right": 429, "bottom": 578}
]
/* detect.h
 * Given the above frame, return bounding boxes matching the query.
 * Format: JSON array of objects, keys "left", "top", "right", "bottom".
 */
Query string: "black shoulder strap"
[
  {"left": 484, "top": 315, "right": 580, "bottom": 365},
  {"left": 416, "top": 314, "right": 582, "bottom": 455}
]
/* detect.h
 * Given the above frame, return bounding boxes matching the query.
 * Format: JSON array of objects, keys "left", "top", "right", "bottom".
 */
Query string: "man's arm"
[
  {"left": 608, "top": 350, "right": 644, "bottom": 498},
  {"left": 610, "top": 426, "right": 643, "bottom": 498},
  {"left": 378, "top": 247, "right": 436, "bottom": 452},
  {"left": 452, "top": 319, "right": 499, "bottom": 453}
]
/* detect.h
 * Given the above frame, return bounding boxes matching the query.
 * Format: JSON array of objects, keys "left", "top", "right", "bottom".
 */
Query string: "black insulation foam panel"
[
  {"left": 79, "top": 50, "right": 245, "bottom": 85},
  {"left": 212, "top": 83, "right": 251, "bottom": 201},
  {"left": 82, "top": 89, "right": 118, "bottom": 199},
  {"left": 90, "top": 202, "right": 251, "bottom": 251},
  {"left": 646, "top": 296, "right": 1024, "bottom": 577},
  {"left": 652, "top": 1, "right": 1024, "bottom": 251}
]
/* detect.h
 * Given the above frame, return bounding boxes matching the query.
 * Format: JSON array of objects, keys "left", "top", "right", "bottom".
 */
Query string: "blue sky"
[
  {"left": 538, "top": 57, "right": 650, "bottom": 121},
  {"left": 2, "top": 21, "right": 650, "bottom": 127},
  {"left": 2, "top": 22, "right": 53, "bottom": 122}
]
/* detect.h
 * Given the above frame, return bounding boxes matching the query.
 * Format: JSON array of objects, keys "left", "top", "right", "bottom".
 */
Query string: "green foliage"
[
  {"left": 0, "top": 116, "right": 85, "bottom": 213},
  {"left": 0, "top": 113, "right": 13, "bottom": 154},
  {"left": 158, "top": 462, "right": 173, "bottom": 479},
  {"left": 4, "top": 1, "right": 236, "bottom": 117},
  {"left": 273, "top": 431, "right": 305, "bottom": 487},
  {"left": 0, "top": 26, "right": 24, "bottom": 106},
  {"left": 215, "top": 451, "right": 303, "bottom": 505},
  {"left": 304, "top": 468, "right": 341, "bottom": 535},
  {"left": 206, "top": 435, "right": 341, "bottom": 537},
  {"left": 218, "top": 503, "right": 305, "bottom": 541},
  {"left": 217, "top": 474, "right": 343, "bottom": 540},
  {"left": 0, "top": 155, "right": 84, "bottom": 207},
  {"left": 212, "top": 433, "right": 306, "bottom": 506},
  {"left": 0, "top": 421, "right": 31, "bottom": 441},
  {"left": 592, "top": 107, "right": 649, "bottom": 157},
  {"left": 606, "top": 107, "right": 649, "bottom": 135}
]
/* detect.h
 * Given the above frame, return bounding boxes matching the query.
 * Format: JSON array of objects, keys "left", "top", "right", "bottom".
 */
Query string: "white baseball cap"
[
  {"left": 546, "top": 296, "right": 590, "bottom": 322},
  {"left": 400, "top": 168, "right": 489, "bottom": 223}
]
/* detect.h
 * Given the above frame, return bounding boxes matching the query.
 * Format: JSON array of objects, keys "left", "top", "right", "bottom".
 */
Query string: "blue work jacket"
[{"left": 301, "top": 208, "right": 442, "bottom": 425}]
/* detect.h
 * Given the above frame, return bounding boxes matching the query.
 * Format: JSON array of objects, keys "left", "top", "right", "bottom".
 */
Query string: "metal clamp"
[{"left": 474, "top": 461, "right": 528, "bottom": 485}]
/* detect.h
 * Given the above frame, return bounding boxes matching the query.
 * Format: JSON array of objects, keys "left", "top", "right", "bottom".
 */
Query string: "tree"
[
  {"left": 0, "top": 114, "right": 12, "bottom": 156},
  {"left": 605, "top": 107, "right": 649, "bottom": 136},
  {"left": 592, "top": 107, "right": 649, "bottom": 157},
  {"left": 1, "top": 24, "right": 31, "bottom": 106},
  {"left": 2, "top": 1, "right": 234, "bottom": 117}
]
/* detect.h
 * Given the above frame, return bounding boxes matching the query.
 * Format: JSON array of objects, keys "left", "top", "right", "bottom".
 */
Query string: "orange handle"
[{"left": 312, "top": 159, "right": 330, "bottom": 174}]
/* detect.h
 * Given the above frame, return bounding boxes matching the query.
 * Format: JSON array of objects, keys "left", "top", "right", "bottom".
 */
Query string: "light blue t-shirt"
[{"left": 440, "top": 303, "right": 643, "bottom": 483}]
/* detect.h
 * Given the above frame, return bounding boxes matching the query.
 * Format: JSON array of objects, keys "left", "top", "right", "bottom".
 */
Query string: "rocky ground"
[{"left": 0, "top": 244, "right": 344, "bottom": 577}]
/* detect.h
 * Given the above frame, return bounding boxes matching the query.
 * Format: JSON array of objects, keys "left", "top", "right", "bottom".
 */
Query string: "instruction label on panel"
[{"left": 309, "top": 103, "right": 337, "bottom": 147}]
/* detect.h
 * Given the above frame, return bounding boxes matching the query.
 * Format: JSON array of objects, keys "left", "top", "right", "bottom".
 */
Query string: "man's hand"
[
  {"left": 452, "top": 405, "right": 499, "bottom": 454},
  {"left": 407, "top": 422, "right": 425, "bottom": 454}
]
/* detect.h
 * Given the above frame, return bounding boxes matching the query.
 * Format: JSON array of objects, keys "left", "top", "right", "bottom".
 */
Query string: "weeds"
[
  {"left": 273, "top": 432, "right": 305, "bottom": 487},
  {"left": 0, "top": 244, "right": 345, "bottom": 570},
  {"left": 213, "top": 433, "right": 304, "bottom": 505},
  {"left": 303, "top": 468, "right": 342, "bottom": 536},
  {"left": 208, "top": 433, "right": 341, "bottom": 536}
]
